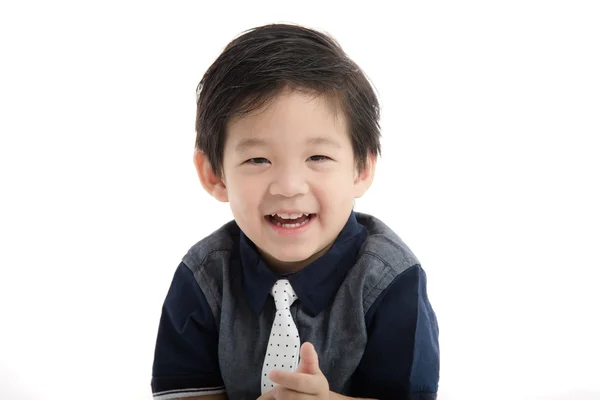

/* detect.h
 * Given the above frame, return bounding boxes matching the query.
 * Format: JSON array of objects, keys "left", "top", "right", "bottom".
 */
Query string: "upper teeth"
[{"left": 272, "top": 213, "right": 308, "bottom": 219}]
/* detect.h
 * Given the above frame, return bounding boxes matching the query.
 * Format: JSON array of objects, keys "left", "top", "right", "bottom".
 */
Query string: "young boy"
[{"left": 151, "top": 23, "right": 439, "bottom": 400}]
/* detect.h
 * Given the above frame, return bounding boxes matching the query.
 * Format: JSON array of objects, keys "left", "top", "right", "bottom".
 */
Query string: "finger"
[
  {"left": 296, "top": 342, "right": 320, "bottom": 375},
  {"left": 272, "top": 384, "right": 310, "bottom": 400},
  {"left": 269, "top": 370, "right": 321, "bottom": 395},
  {"left": 256, "top": 390, "right": 275, "bottom": 400}
]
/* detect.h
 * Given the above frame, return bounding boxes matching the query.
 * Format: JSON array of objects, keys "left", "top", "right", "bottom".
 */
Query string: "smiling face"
[{"left": 195, "top": 89, "right": 375, "bottom": 273}]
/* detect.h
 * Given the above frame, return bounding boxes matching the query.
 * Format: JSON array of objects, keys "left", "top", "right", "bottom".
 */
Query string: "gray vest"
[{"left": 182, "top": 213, "right": 418, "bottom": 399}]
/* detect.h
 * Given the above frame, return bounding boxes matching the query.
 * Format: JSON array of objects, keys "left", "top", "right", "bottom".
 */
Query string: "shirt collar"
[{"left": 239, "top": 211, "right": 367, "bottom": 317}]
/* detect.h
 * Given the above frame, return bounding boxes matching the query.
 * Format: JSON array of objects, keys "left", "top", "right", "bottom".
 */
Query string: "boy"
[{"left": 151, "top": 23, "right": 439, "bottom": 400}]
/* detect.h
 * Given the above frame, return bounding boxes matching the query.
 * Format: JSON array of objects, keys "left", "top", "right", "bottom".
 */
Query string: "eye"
[
  {"left": 246, "top": 157, "right": 270, "bottom": 165},
  {"left": 307, "top": 155, "right": 331, "bottom": 162}
]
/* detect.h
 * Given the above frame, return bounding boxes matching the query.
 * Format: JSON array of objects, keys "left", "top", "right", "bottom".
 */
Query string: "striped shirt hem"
[{"left": 153, "top": 386, "right": 226, "bottom": 399}]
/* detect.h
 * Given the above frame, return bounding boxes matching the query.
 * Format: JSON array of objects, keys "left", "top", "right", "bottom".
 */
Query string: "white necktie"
[{"left": 261, "top": 279, "right": 301, "bottom": 393}]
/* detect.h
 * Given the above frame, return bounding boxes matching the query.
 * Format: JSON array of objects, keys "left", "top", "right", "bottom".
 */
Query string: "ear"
[
  {"left": 353, "top": 153, "right": 376, "bottom": 198},
  {"left": 193, "top": 149, "right": 228, "bottom": 202}
]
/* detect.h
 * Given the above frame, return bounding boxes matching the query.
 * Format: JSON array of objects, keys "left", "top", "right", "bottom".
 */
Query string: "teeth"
[
  {"left": 272, "top": 212, "right": 308, "bottom": 220},
  {"left": 271, "top": 217, "right": 311, "bottom": 228}
]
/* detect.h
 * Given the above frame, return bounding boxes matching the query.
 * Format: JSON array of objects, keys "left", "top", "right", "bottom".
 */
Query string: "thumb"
[
  {"left": 296, "top": 342, "right": 321, "bottom": 375},
  {"left": 256, "top": 391, "right": 274, "bottom": 400}
]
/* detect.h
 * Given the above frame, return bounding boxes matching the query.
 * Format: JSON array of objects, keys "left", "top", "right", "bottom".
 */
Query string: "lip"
[
  {"left": 267, "top": 210, "right": 313, "bottom": 215},
  {"left": 264, "top": 213, "right": 317, "bottom": 236}
]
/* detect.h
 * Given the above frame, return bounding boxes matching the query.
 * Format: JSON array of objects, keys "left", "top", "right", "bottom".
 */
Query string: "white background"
[{"left": 1, "top": 1, "right": 599, "bottom": 399}]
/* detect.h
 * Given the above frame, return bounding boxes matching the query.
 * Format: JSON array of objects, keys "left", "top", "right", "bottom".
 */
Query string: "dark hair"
[{"left": 195, "top": 23, "right": 381, "bottom": 177}]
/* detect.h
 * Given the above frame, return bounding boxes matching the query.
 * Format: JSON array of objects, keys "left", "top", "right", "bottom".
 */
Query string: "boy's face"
[{"left": 197, "top": 89, "right": 374, "bottom": 272}]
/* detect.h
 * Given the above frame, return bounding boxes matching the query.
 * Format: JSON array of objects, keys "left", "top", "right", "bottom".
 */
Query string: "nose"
[{"left": 268, "top": 164, "right": 309, "bottom": 198}]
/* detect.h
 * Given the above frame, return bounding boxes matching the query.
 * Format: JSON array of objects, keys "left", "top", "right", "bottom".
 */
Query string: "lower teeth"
[{"left": 272, "top": 216, "right": 311, "bottom": 228}]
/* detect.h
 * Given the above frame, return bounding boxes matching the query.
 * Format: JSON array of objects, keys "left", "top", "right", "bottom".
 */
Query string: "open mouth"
[{"left": 265, "top": 213, "right": 316, "bottom": 228}]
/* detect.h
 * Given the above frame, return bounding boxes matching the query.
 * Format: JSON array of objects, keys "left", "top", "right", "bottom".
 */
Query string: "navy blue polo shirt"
[{"left": 152, "top": 212, "right": 439, "bottom": 399}]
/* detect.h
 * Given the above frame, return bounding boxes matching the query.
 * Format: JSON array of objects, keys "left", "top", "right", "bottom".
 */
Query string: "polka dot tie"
[{"left": 261, "top": 279, "right": 300, "bottom": 393}]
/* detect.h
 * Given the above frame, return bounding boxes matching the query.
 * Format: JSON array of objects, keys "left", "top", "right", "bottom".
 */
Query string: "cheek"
[
  {"left": 312, "top": 183, "right": 355, "bottom": 214},
  {"left": 228, "top": 176, "right": 262, "bottom": 211},
  {"left": 314, "top": 169, "right": 355, "bottom": 196}
]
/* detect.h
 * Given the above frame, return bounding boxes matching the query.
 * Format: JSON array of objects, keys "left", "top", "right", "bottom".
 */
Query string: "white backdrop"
[{"left": 1, "top": 1, "right": 599, "bottom": 399}]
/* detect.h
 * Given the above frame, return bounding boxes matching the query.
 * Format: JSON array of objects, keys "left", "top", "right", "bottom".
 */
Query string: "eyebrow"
[
  {"left": 306, "top": 137, "right": 342, "bottom": 149},
  {"left": 235, "top": 137, "right": 269, "bottom": 152},
  {"left": 234, "top": 136, "right": 342, "bottom": 152}
]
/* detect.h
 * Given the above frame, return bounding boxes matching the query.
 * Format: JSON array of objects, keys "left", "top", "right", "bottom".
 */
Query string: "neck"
[{"left": 259, "top": 241, "right": 334, "bottom": 275}]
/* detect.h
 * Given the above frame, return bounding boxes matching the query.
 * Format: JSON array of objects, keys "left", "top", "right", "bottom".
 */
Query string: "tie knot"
[{"left": 271, "top": 279, "right": 297, "bottom": 310}]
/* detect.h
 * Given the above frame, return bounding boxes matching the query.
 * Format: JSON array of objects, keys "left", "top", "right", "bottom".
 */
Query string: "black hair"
[{"left": 195, "top": 23, "right": 381, "bottom": 177}]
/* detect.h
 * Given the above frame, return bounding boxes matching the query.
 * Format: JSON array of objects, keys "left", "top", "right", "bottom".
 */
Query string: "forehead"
[{"left": 225, "top": 89, "right": 349, "bottom": 147}]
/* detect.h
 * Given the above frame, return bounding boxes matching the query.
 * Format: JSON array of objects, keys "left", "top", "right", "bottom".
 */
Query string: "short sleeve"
[
  {"left": 350, "top": 264, "right": 439, "bottom": 400},
  {"left": 151, "top": 262, "right": 226, "bottom": 398}
]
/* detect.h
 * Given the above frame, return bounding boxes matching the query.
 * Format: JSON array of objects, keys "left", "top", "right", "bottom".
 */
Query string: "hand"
[
  {"left": 267, "top": 342, "right": 330, "bottom": 399},
  {"left": 256, "top": 390, "right": 275, "bottom": 400}
]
